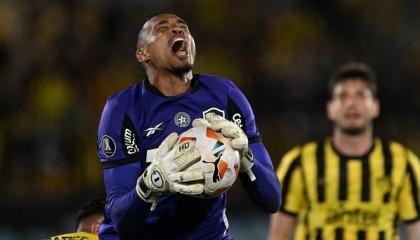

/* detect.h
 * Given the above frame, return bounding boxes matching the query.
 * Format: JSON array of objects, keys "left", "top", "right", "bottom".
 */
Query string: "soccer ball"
[{"left": 178, "top": 126, "right": 240, "bottom": 198}]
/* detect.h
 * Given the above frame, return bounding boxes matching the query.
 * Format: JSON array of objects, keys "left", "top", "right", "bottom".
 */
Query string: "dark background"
[{"left": 1, "top": 0, "right": 419, "bottom": 239}]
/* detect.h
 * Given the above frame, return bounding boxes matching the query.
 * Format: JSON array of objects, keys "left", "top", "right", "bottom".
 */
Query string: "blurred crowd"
[{"left": 1, "top": 0, "right": 420, "bottom": 235}]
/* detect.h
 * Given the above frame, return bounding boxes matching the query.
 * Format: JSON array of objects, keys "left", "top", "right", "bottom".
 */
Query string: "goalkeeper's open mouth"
[{"left": 169, "top": 34, "right": 189, "bottom": 60}]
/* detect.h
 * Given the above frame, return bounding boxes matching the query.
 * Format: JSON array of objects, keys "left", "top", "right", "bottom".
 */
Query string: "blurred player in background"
[
  {"left": 97, "top": 13, "right": 281, "bottom": 239},
  {"left": 48, "top": 198, "right": 105, "bottom": 240},
  {"left": 269, "top": 62, "right": 420, "bottom": 240}
]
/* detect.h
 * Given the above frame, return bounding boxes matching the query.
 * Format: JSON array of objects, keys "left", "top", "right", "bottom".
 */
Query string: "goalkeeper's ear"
[{"left": 136, "top": 48, "right": 150, "bottom": 63}]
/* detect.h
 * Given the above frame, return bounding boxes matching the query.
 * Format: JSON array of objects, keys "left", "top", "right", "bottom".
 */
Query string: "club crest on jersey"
[
  {"left": 174, "top": 112, "right": 190, "bottom": 127},
  {"left": 102, "top": 135, "right": 116, "bottom": 157},
  {"left": 203, "top": 107, "right": 225, "bottom": 119},
  {"left": 124, "top": 128, "right": 139, "bottom": 154}
]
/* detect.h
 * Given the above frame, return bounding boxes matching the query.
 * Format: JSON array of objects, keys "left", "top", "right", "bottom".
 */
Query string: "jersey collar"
[
  {"left": 143, "top": 75, "right": 199, "bottom": 97},
  {"left": 329, "top": 137, "right": 377, "bottom": 160}
]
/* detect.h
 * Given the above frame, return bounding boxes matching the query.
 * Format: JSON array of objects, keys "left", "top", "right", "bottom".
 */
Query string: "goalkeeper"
[{"left": 97, "top": 13, "right": 281, "bottom": 239}]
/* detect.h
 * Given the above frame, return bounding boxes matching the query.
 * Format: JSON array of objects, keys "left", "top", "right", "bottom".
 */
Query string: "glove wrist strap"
[
  {"left": 243, "top": 149, "right": 254, "bottom": 163},
  {"left": 241, "top": 149, "right": 256, "bottom": 181},
  {"left": 136, "top": 176, "right": 153, "bottom": 202}
]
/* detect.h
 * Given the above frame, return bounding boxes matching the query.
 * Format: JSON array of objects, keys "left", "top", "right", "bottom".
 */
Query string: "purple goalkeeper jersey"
[{"left": 97, "top": 74, "right": 281, "bottom": 240}]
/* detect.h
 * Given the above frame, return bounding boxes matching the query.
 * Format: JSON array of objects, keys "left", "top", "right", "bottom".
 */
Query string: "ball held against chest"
[{"left": 178, "top": 126, "right": 240, "bottom": 198}]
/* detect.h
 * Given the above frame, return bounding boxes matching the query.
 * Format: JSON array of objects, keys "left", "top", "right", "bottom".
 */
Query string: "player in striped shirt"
[{"left": 269, "top": 62, "right": 420, "bottom": 240}]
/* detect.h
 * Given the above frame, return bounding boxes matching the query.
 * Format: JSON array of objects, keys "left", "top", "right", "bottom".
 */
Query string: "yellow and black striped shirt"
[
  {"left": 277, "top": 138, "right": 420, "bottom": 240},
  {"left": 48, "top": 231, "right": 98, "bottom": 240}
]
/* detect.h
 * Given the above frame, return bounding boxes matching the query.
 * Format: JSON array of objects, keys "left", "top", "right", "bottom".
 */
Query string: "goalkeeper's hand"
[
  {"left": 192, "top": 113, "right": 256, "bottom": 181},
  {"left": 136, "top": 133, "right": 204, "bottom": 209}
]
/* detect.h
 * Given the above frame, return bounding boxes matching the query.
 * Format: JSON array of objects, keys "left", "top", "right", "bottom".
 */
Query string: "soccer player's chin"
[
  {"left": 170, "top": 63, "right": 193, "bottom": 76},
  {"left": 163, "top": 55, "right": 192, "bottom": 73},
  {"left": 340, "top": 124, "right": 367, "bottom": 135},
  {"left": 172, "top": 56, "right": 193, "bottom": 69}
]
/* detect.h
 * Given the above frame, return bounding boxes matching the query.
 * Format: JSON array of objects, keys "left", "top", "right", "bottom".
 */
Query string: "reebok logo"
[{"left": 145, "top": 122, "right": 164, "bottom": 137}]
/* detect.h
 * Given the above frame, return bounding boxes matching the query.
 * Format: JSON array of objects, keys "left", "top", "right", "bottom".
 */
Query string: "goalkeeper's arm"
[
  {"left": 239, "top": 141, "right": 282, "bottom": 213},
  {"left": 103, "top": 165, "right": 153, "bottom": 238},
  {"left": 103, "top": 133, "right": 204, "bottom": 238}
]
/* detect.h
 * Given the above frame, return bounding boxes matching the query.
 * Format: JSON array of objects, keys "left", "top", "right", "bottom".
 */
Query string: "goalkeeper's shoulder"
[{"left": 102, "top": 83, "right": 144, "bottom": 113}]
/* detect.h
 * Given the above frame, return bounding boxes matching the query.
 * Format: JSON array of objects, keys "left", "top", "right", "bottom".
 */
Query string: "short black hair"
[
  {"left": 136, "top": 13, "right": 187, "bottom": 49},
  {"left": 137, "top": 12, "right": 166, "bottom": 49},
  {"left": 75, "top": 197, "right": 105, "bottom": 231},
  {"left": 328, "top": 62, "right": 377, "bottom": 98}
]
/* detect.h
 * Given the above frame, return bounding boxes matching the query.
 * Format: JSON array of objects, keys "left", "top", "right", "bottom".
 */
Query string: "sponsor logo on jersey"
[
  {"left": 124, "top": 128, "right": 139, "bottom": 154},
  {"left": 232, "top": 113, "right": 243, "bottom": 128},
  {"left": 102, "top": 135, "right": 116, "bottom": 157},
  {"left": 144, "top": 122, "right": 164, "bottom": 137},
  {"left": 203, "top": 107, "right": 225, "bottom": 119},
  {"left": 326, "top": 208, "right": 380, "bottom": 226},
  {"left": 174, "top": 112, "right": 190, "bottom": 127}
]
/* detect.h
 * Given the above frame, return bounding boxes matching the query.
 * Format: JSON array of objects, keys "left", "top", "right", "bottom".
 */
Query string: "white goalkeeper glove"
[
  {"left": 136, "top": 132, "right": 204, "bottom": 210},
  {"left": 192, "top": 113, "right": 256, "bottom": 181}
]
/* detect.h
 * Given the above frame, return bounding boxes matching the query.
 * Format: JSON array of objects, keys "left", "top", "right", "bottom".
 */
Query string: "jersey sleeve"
[
  {"left": 98, "top": 95, "right": 140, "bottom": 167},
  {"left": 398, "top": 149, "right": 420, "bottom": 223},
  {"left": 226, "top": 82, "right": 259, "bottom": 141},
  {"left": 98, "top": 96, "right": 153, "bottom": 237},
  {"left": 226, "top": 80, "right": 281, "bottom": 213},
  {"left": 277, "top": 146, "right": 307, "bottom": 216}
]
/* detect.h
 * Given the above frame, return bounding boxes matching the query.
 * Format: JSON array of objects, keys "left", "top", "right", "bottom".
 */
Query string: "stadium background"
[{"left": 0, "top": 0, "right": 419, "bottom": 239}]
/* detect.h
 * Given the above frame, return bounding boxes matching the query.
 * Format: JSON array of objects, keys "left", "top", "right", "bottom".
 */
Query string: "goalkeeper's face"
[
  {"left": 136, "top": 14, "right": 196, "bottom": 74},
  {"left": 327, "top": 78, "right": 380, "bottom": 135}
]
